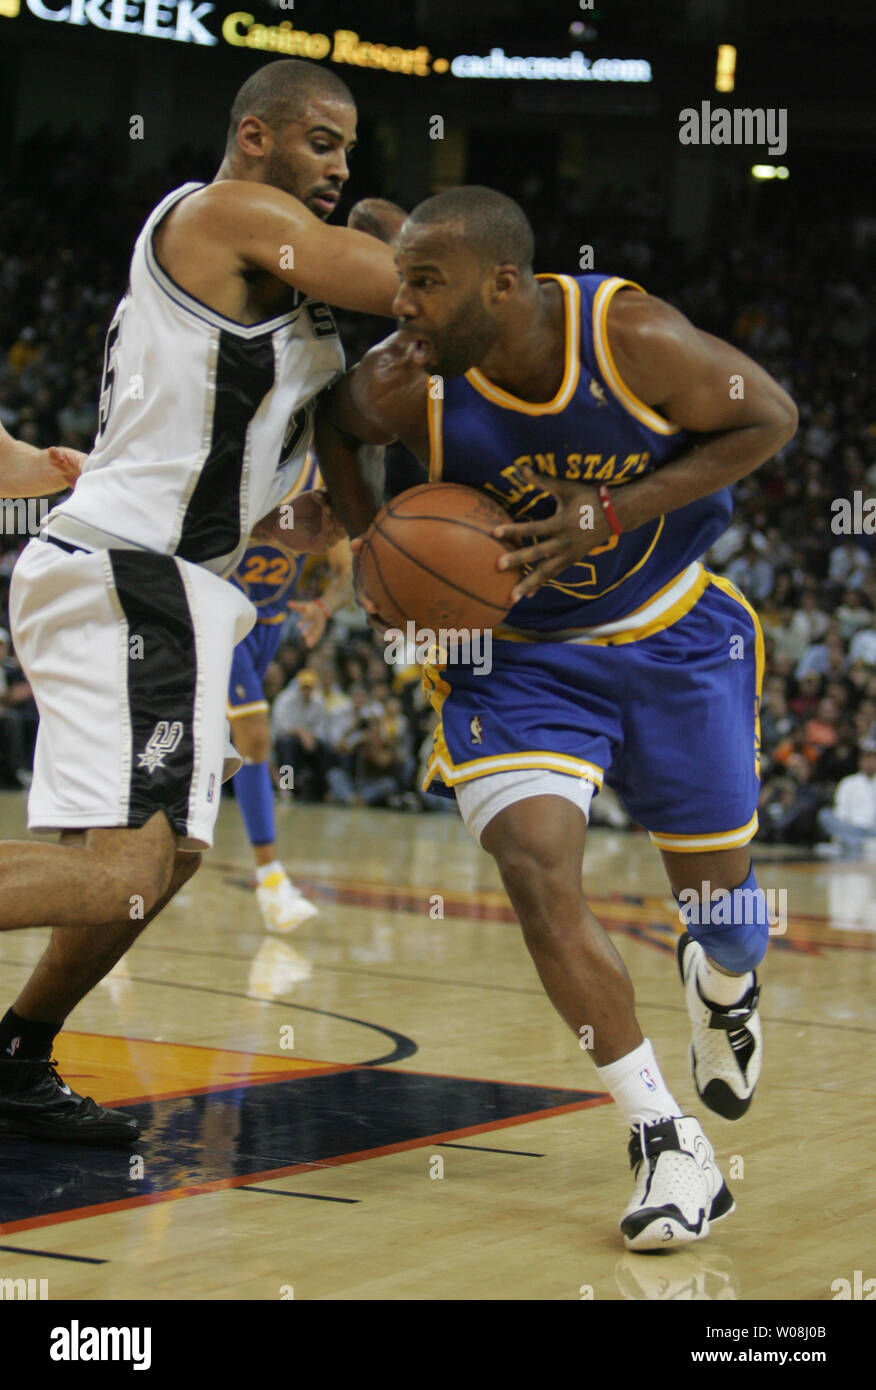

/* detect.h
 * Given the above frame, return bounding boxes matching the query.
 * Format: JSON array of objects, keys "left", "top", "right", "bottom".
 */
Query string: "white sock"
[
  {"left": 596, "top": 1039, "right": 683, "bottom": 1127},
  {"left": 255, "top": 861, "right": 286, "bottom": 886},
  {"left": 697, "top": 954, "right": 753, "bottom": 1007}
]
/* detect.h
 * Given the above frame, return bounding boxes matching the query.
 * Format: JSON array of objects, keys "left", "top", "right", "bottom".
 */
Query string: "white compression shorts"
[{"left": 455, "top": 768, "right": 598, "bottom": 844}]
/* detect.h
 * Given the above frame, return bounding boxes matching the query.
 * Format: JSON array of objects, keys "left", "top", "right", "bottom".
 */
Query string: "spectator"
[
  {"left": 758, "top": 754, "right": 821, "bottom": 844},
  {"left": 816, "top": 740, "right": 876, "bottom": 858},
  {"left": 836, "top": 587, "right": 873, "bottom": 642},
  {"left": 271, "top": 669, "right": 329, "bottom": 802},
  {"left": 828, "top": 539, "right": 869, "bottom": 590},
  {"left": 849, "top": 626, "right": 876, "bottom": 668}
]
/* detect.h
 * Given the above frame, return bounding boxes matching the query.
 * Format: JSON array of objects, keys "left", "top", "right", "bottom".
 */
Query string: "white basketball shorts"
[{"left": 10, "top": 538, "right": 255, "bottom": 851}]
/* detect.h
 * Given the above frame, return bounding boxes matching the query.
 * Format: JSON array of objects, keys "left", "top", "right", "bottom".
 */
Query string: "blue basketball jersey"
[
  {"left": 229, "top": 453, "right": 321, "bottom": 623},
  {"left": 428, "top": 273, "right": 733, "bottom": 632}
]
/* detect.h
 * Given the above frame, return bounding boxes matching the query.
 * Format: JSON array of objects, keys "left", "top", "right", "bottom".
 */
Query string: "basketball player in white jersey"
[{"left": 0, "top": 58, "right": 401, "bottom": 1143}]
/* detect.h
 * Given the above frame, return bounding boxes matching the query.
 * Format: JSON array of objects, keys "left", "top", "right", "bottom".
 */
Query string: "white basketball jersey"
[{"left": 48, "top": 182, "right": 345, "bottom": 577}]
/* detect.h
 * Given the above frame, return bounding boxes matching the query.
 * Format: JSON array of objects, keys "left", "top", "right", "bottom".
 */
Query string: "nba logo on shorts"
[
  {"left": 640, "top": 1068, "right": 657, "bottom": 1092},
  {"left": 470, "top": 715, "right": 483, "bottom": 744}
]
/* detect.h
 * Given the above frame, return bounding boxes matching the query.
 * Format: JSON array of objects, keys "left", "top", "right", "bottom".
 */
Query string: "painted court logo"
[
  {"left": 137, "top": 719, "right": 184, "bottom": 773},
  {"left": 50, "top": 1321, "right": 152, "bottom": 1370}
]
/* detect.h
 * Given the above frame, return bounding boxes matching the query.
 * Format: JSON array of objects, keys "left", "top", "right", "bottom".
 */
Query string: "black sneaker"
[{"left": 0, "top": 1057, "right": 140, "bottom": 1145}]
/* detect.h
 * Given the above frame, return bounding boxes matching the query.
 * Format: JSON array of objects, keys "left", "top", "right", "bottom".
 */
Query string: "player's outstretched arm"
[
  {"left": 0, "top": 424, "right": 84, "bottom": 498},
  {"left": 315, "top": 333, "right": 429, "bottom": 538},
  {"left": 496, "top": 291, "right": 798, "bottom": 598},
  {"left": 287, "top": 538, "right": 354, "bottom": 648},
  {"left": 188, "top": 182, "right": 400, "bottom": 317}
]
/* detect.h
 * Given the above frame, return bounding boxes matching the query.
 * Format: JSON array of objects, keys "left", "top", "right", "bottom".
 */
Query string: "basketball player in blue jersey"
[
  {"left": 228, "top": 455, "right": 353, "bottom": 932},
  {"left": 316, "top": 187, "right": 798, "bottom": 1251}
]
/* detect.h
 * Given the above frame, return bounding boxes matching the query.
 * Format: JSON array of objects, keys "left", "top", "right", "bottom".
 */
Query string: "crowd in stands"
[{"left": 1, "top": 132, "right": 874, "bottom": 850}]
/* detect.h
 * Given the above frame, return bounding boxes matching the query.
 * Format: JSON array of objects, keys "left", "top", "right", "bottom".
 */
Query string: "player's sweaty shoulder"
[
  {"left": 605, "top": 288, "right": 694, "bottom": 406},
  {"left": 160, "top": 180, "right": 305, "bottom": 255}
]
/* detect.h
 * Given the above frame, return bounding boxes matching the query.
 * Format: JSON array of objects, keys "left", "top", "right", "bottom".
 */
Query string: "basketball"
[{"left": 357, "top": 482, "right": 520, "bottom": 631}]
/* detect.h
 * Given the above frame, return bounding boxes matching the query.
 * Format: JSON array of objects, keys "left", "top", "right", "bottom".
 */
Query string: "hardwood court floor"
[{"left": 0, "top": 791, "right": 873, "bottom": 1301}]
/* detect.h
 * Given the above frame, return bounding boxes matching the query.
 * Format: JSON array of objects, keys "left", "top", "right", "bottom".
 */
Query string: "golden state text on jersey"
[{"left": 427, "top": 273, "right": 733, "bottom": 632}]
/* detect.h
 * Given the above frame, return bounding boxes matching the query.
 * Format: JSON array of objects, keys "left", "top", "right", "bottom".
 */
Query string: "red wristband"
[
  {"left": 597, "top": 484, "right": 623, "bottom": 537},
  {"left": 315, "top": 598, "right": 330, "bottom": 621}
]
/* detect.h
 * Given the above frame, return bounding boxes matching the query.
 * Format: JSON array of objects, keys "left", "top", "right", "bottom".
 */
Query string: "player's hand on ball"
[
  {"left": 350, "top": 535, "right": 393, "bottom": 638},
  {"left": 492, "top": 467, "right": 613, "bottom": 601},
  {"left": 287, "top": 598, "right": 328, "bottom": 648},
  {"left": 47, "top": 445, "right": 86, "bottom": 490}
]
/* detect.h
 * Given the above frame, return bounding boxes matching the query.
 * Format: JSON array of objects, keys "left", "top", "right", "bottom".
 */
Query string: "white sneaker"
[
  {"left": 620, "top": 1116, "right": 734, "bottom": 1252},
  {"left": 678, "top": 932, "right": 762, "bottom": 1120},
  {"left": 255, "top": 871, "right": 319, "bottom": 934}
]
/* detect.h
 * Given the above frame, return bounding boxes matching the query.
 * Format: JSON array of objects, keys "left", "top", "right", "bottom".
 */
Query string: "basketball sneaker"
[
  {"left": 677, "top": 932, "right": 762, "bottom": 1119},
  {"left": 620, "top": 1115, "right": 734, "bottom": 1251},
  {"left": 0, "top": 1057, "right": 140, "bottom": 1144},
  {"left": 256, "top": 870, "right": 319, "bottom": 934}
]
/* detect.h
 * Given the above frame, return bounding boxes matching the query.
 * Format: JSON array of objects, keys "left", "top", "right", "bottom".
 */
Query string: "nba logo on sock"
[
  {"left": 640, "top": 1068, "right": 657, "bottom": 1092},
  {"left": 207, "top": 773, "right": 216, "bottom": 803}
]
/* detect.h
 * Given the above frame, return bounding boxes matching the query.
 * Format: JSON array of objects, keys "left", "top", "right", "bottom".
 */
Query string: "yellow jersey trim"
[
  {"left": 543, "top": 514, "right": 665, "bottom": 604},
  {"left": 592, "top": 278, "right": 680, "bottom": 436},
  {"left": 495, "top": 562, "right": 707, "bottom": 646},
  {"left": 705, "top": 571, "right": 766, "bottom": 779},
  {"left": 277, "top": 449, "right": 322, "bottom": 508},
  {"left": 226, "top": 700, "right": 269, "bottom": 718},
  {"left": 256, "top": 613, "right": 287, "bottom": 626},
  {"left": 649, "top": 811, "right": 759, "bottom": 853},
  {"left": 419, "top": 663, "right": 604, "bottom": 790},
  {"left": 427, "top": 392, "right": 444, "bottom": 481},
  {"left": 424, "top": 749, "right": 605, "bottom": 792},
  {"left": 463, "top": 275, "right": 581, "bottom": 416}
]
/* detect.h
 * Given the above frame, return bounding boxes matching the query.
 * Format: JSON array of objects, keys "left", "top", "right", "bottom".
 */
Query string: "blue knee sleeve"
[
  {"left": 676, "top": 864, "right": 770, "bottom": 972},
  {"left": 235, "top": 762, "right": 275, "bottom": 847}
]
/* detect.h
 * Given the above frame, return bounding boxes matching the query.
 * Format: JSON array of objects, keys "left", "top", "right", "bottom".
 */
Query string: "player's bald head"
[
  {"left": 347, "top": 198, "right": 407, "bottom": 245},
  {"left": 226, "top": 59, "right": 354, "bottom": 151},
  {"left": 403, "top": 186, "right": 534, "bottom": 271}
]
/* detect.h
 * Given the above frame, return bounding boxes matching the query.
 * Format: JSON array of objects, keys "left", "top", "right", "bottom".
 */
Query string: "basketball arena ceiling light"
[{"left": 751, "top": 165, "right": 790, "bottom": 179}]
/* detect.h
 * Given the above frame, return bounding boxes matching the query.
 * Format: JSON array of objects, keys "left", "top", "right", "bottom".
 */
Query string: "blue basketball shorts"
[
  {"left": 422, "top": 567, "right": 763, "bottom": 852},
  {"left": 228, "top": 620, "right": 285, "bottom": 719}
]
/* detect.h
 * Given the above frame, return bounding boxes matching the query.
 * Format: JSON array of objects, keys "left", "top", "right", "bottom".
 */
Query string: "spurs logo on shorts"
[{"left": 138, "top": 720, "right": 184, "bottom": 773}]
